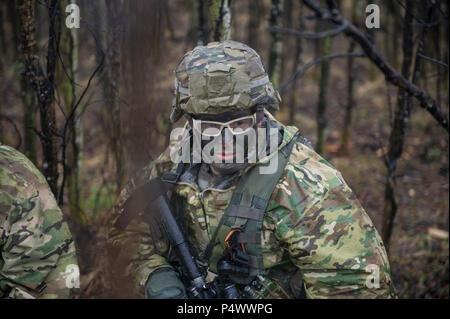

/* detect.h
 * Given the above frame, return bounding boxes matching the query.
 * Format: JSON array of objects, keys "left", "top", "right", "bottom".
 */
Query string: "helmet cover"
[{"left": 171, "top": 40, "right": 281, "bottom": 122}]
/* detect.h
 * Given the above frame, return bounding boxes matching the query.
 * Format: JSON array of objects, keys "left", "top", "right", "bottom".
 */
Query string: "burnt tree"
[{"left": 18, "top": 0, "right": 60, "bottom": 195}]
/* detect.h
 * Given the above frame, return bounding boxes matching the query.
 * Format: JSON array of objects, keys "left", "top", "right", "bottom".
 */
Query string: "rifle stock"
[{"left": 151, "top": 191, "right": 216, "bottom": 299}]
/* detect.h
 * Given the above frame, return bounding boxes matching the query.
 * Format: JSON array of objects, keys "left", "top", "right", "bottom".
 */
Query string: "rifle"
[
  {"left": 152, "top": 189, "right": 217, "bottom": 298},
  {"left": 118, "top": 177, "right": 242, "bottom": 299}
]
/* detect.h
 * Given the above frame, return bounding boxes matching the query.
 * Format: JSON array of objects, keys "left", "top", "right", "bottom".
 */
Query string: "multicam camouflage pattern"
[
  {"left": 171, "top": 40, "right": 281, "bottom": 122},
  {"left": 0, "top": 145, "right": 79, "bottom": 299},
  {"left": 109, "top": 111, "right": 397, "bottom": 299}
]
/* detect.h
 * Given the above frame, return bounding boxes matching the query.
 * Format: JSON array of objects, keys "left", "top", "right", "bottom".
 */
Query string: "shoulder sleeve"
[
  {"left": 0, "top": 148, "right": 79, "bottom": 299},
  {"left": 268, "top": 142, "right": 397, "bottom": 299}
]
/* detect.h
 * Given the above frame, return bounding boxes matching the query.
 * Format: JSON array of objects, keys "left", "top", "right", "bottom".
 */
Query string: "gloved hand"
[{"left": 145, "top": 268, "right": 187, "bottom": 299}]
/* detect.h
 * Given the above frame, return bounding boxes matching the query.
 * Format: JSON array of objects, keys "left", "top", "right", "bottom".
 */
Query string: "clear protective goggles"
[{"left": 192, "top": 113, "right": 256, "bottom": 137}]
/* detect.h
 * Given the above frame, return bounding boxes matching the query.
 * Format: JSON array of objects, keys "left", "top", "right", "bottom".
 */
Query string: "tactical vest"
[
  {"left": 116, "top": 133, "right": 305, "bottom": 298},
  {"left": 191, "top": 133, "right": 307, "bottom": 299},
  {"left": 200, "top": 133, "right": 298, "bottom": 277}
]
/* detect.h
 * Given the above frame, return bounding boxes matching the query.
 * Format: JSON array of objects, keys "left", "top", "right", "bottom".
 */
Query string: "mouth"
[
  {"left": 220, "top": 143, "right": 236, "bottom": 161},
  {"left": 220, "top": 151, "right": 236, "bottom": 161}
]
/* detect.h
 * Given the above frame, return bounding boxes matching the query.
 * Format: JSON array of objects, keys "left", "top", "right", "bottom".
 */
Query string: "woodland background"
[{"left": 0, "top": 0, "right": 448, "bottom": 298}]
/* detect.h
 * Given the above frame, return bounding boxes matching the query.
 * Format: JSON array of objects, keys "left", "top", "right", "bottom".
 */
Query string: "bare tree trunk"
[
  {"left": 197, "top": 0, "right": 208, "bottom": 45},
  {"left": 337, "top": 40, "right": 356, "bottom": 156},
  {"left": 311, "top": 20, "right": 322, "bottom": 82},
  {"left": 444, "top": 1, "right": 449, "bottom": 100},
  {"left": 387, "top": 1, "right": 401, "bottom": 70},
  {"left": 433, "top": 15, "right": 441, "bottom": 109},
  {"left": 57, "top": 0, "right": 87, "bottom": 225},
  {"left": 366, "top": 0, "right": 377, "bottom": 82},
  {"left": 18, "top": 0, "right": 60, "bottom": 195},
  {"left": 315, "top": 35, "right": 331, "bottom": 155},
  {"left": 247, "top": 0, "right": 263, "bottom": 50},
  {"left": 382, "top": 0, "right": 429, "bottom": 249},
  {"left": 268, "top": 0, "right": 284, "bottom": 90},
  {"left": 163, "top": 1, "right": 175, "bottom": 41},
  {"left": 0, "top": 2, "right": 6, "bottom": 143},
  {"left": 281, "top": 0, "right": 293, "bottom": 85},
  {"left": 337, "top": 0, "right": 359, "bottom": 155},
  {"left": 209, "top": 0, "right": 232, "bottom": 42},
  {"left": 120, "top": 0, "right": 166, "bottom": 169},
  {"left": 20, "top": 69, "right": 37, "bottom": 163},
  {"left": 186, "top": 0, "right": 198, "bottom": 46},
  {"left": 105, "top": 0, "right": 125, "bottom": 193},
  {"left": 93, "top": 0, "right": 126, "bottom": 191},
  {"left": 195, "top": 0, "right": 232, "bottom": 46},
  {"left": 0, "top": 2, "right": 6, "bottom": 76},
  {"left": 288, "top": 1, "right": 304, "bottom": 125},
  {"left": 409, "top": 4, "right": 431, "bottom": 117},
  {"left": 7, "top": 1, "right": 37, "bottom": 164}
]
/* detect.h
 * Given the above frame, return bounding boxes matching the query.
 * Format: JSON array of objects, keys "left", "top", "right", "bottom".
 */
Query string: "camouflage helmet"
[{"left": 170, "top": 40, "right": 281, "bottom": 123}]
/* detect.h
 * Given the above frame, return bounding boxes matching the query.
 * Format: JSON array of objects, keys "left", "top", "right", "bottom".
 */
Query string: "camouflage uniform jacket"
[
  {"left": 0, "top": 145, "right": 79, "bottom": 298},
  {"left": 109, "top": 115, "right": 397, "bottom": 299}
]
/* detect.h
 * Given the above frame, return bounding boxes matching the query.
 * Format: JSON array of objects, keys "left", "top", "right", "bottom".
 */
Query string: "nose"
[{"left": 222, "top": 128, "right": 234, "bottom": 144}]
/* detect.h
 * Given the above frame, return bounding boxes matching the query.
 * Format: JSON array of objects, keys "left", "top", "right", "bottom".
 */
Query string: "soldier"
[
  {"left": 0, "top": 144, "right": 79, "bottom": 298},
  {"left": 109, "top": 40, "right": 397, "bottom": 299}
]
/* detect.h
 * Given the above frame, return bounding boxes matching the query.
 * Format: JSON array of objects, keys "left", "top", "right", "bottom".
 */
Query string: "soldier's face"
[{"left": 190, "top": 110, "right": 264, "bottom": 163}]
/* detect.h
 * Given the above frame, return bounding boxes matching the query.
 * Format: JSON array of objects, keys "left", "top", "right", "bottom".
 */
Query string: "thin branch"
[
  {"left": 417, "top": 53, "right": 449, "bottom": 69},
  {"left": 278, "top": 52, "right": 366, "bottom": 93},
  {"left": 266, "top": 20, "right": 348, "bottom": 39}
]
